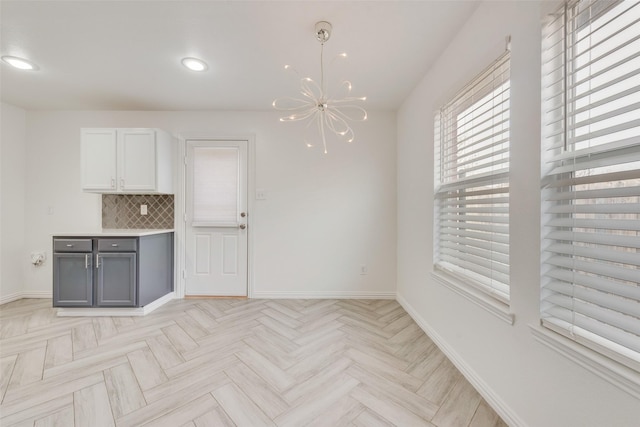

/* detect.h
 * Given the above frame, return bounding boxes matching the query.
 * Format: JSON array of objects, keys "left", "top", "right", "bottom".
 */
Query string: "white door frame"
[{"left": 174, "top": 132, "right": 255, "bottom": 299}]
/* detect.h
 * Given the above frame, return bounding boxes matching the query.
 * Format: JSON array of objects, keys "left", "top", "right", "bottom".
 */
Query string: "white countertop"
[{"left": 53, "top": 229, "right": 174, "bottom": 237}]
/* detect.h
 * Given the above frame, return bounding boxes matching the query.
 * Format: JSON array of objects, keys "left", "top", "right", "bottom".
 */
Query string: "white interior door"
[{"left": 185, "top": 140, "right": 248, "bottom": 296}]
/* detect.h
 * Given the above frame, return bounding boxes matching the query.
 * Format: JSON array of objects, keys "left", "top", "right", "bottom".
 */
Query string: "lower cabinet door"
[
  {"left": 97, "top": 253, "right": 137, "bottom": 307},
  {"left": 53, "top": 253, "right": 93, "bottom": 307}
]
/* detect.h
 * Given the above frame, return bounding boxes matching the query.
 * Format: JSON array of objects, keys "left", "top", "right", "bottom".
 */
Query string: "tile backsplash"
[{"left": 102, "top": 194, "right": 174, "bottom": 229}]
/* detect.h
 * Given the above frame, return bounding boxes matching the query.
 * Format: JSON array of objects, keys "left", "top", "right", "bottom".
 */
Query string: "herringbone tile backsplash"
[{"left": 102, "top": 194, "right": 174, "bottom": 229}]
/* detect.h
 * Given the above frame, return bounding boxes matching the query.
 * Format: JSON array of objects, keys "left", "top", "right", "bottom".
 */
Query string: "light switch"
[{"left": 140, "top": 204, "right": 148, "bottom": 215}]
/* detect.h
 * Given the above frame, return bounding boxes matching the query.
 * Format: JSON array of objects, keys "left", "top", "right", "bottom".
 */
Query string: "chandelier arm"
[
  {"left": 344, "top": 127, "right": 355, "bottom": 143},
  {"left": 301, "top": 78, "right": 322, "bottom": 100},
  {"left": 325, "top": 111, "right": 356, "bottom": 143},
  {"left": 329, "top": 52, "right": 348, "bottom": 67},
  {"left": 301, "top": 113, "right": 319, "bottom": 148},
  {"left": 327, "top": 100, "right": 368, "bottom": 122},
  {"left": 329, "top": 105, "right": 368, "bottom": 122},
  {"left": 325, "top": 110, "right": 351, "bottom": 135},
  {"left": 328, "top": 80, "right": 353, "bottom": 99},
  {"left": 280, "top": 108, "right": 319, "bottom": 122},
  {"left": 329, "top": 97, "right": 367, "bottom": 104},
  {"left": 300, "top": 91, "right": 316, "bottom": 102},
  {"left": 275, "top": 107, "right": 316, "bottom": 116},
  {"left": 305, "top": 114, "right": 318, "bottom": 129},
  {"left": 284, "top": 65, "right": 303, "bottom": 79},
  {"left": 334, "top": 105, "right": 368, "bottom": 122},
  {"left": 318, "top": 112, "right": 328, "bottom": 154},
  {"left": 272, "top": 97, "right": 316, "bottom": 111}
]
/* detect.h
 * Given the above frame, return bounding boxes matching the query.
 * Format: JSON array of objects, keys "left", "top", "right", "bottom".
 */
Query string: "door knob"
[
  {"left": 239, "top": 224, "right": 246, "bottom": 230},
  {"left": 240, "top": 212, "right": 246, "bottom": 218}
]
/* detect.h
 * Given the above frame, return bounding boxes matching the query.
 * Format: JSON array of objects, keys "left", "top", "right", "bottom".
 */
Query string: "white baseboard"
[
  {"left": 251, "top": 290, "right": 396, "bottom": 300},
  {"left": 0, "top": 292, "right": 23, "bottom": 305},
  {"left": 396, "top": 293, "right": 526, "bottom": 427},
  {"left": 0, "top": 291, "right": 52, "bottom": 305},
  {"left": 22, "top": 291, "right": 52, "bottom": 299},
  {"left": 141, "top": 292, "right": 176, "bottom": 315},
  {"left": 56, "top": 292, "right": 175, "bottom": 317}
]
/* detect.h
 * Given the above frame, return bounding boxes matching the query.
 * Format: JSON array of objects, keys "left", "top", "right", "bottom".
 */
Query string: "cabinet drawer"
[
  {"left": 54, "top": 239, "right": 93, "bottom": 253},
  {"left": 98, "top": 238, "right": 137, "bottom": 252}
]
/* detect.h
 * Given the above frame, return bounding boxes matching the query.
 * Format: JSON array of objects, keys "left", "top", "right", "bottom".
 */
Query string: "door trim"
[{"left": 175, "top": 133, "right": 255, "bottom": 299}]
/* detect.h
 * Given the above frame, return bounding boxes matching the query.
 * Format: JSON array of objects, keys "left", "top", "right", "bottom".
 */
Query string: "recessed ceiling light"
[
  {"left": 1, "top": 55, "right": 39, "bottom": 71},
  {"left": 181, "top": 57, "right": 208, "bottom": 72}
]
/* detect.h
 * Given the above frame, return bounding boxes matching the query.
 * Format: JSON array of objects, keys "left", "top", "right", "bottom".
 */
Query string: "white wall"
[
  {"left": 397, "top": 1, "right": 640, "bottom": 426},
  {"left": 1, "top": 103, "right": 27, "bottom": 303},
  {"left": 23, "top": 110, "right": 397, "bottom": 298}
]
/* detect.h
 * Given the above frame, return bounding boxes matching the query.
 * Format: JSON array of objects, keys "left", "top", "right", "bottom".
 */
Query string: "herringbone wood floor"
[{"left": 0, "top": 298, "right": 507, "bottom": 427}]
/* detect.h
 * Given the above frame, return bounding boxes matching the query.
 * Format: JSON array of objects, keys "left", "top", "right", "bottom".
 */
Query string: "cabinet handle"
[
  {"left": 66, "top": 244, "right": 74, "bottom": 247},
  {"left": 85, "top": 254, "right": 89, "bottom": 269},
  {"left": 111, "top": 178, "right": 116, "bottom": 188},
  {"left": 120, "top": 178, "right": 125, "bottom": 190},
  {"left": 96, "top": 254, "right": 100, "bottom": 269},
  {"left": 111, "top": 244, "right": 118, "bottom": 247}
]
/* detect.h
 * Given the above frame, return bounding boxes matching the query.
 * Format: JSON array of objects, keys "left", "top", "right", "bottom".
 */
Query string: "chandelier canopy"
[{"left": 272, "top": 21, "right": 367, "bottom": 154}]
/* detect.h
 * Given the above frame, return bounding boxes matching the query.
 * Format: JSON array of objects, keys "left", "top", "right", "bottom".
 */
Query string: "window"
[
  {"left": 191, "top": 146, "right": 240, "bottom": 226},
  {"left": 434, "top": 51, "right": 511, "bottom": 305},
  {"left": 541, "top": 0, "right": 640, "bottom": 373}
]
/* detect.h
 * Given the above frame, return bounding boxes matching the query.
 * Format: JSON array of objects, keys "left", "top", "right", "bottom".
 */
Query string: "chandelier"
[{"left": 272, "top": 21, "right": 367, "bottom": 154}]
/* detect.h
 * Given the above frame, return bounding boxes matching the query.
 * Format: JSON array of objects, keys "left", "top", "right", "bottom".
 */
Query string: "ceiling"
[{"left": 0, "top": 1, "right": 478, "bottom": 111}]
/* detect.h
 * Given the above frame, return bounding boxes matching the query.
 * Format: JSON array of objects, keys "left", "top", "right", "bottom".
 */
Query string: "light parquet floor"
[{"left": 0, "top": 298, "right": 507, "bottom": 427}]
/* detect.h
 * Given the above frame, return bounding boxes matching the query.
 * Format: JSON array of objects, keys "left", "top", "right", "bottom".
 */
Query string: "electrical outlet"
[
  {"left": 360, "top": 265, "right": 368, "bottom": 275},
  {"left": 256, "top": 189, "right": 267, "bottom": 200},
  {"left": 140, "top": 204, "right": 148, "bottom": 215},
  {"left": 31, "top": 252, "right": 46, "bottom": 266}
]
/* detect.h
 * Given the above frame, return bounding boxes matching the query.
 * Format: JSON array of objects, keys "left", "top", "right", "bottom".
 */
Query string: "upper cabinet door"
[
  {"left": 81, "top": 129, "right": 117, "bottom": 191},
  {"left": 80, "top": 128, "right": 173, "bottom": 194},
  {"left": 118, "top": 129, "right": 157, "bottom": 192}
]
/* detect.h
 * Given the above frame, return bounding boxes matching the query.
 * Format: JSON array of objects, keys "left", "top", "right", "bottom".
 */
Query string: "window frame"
[
  {"left": 538, "top": 0, "right": 640, "bottom": 397},
  {"left": 433, "top": 48, "right": 513, "bottom": 323}
]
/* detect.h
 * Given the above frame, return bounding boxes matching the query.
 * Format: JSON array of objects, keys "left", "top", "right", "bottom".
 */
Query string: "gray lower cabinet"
[
  {"left": 97, "top": 253, "right": 137, "bottom": 306},
  {"left": 53, "top": 252, "right": 93, "bottom": 306},
  {"left": 53, "top": 232, "right": 173, "bottom": 308}
]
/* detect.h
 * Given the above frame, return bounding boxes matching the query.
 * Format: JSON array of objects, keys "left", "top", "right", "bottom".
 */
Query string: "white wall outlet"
[
  {"left": 256, "top": 189, "right": 267, "bottom": 200},
  {"left": 140, "top": 204, "right": 148, "bottom": 215},
  {"left": 360, "top": 265, "right": 368, "bottom": 275}
]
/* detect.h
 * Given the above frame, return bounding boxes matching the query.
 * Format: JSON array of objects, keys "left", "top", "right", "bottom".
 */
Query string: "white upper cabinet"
[
  {"left": 81, "top": 129, "right": 118, "bottom": 191},
  {"left": 119, "top": 129, "right": 157, "bottom": 192},
  {"left": 81, "top": 128, "right": 173, "bottom": 194}
]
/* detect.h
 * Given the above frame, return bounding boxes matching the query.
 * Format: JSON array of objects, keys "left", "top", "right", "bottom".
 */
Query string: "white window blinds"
[
  {"left": 192, "top": 147, "right": 239, "bottom": 226},
  {"left": 434, "top": 51, "right": 511, "bottom": 302},
  {"left": 541, "top": 0, "right": 640, "bottom": 371}
]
